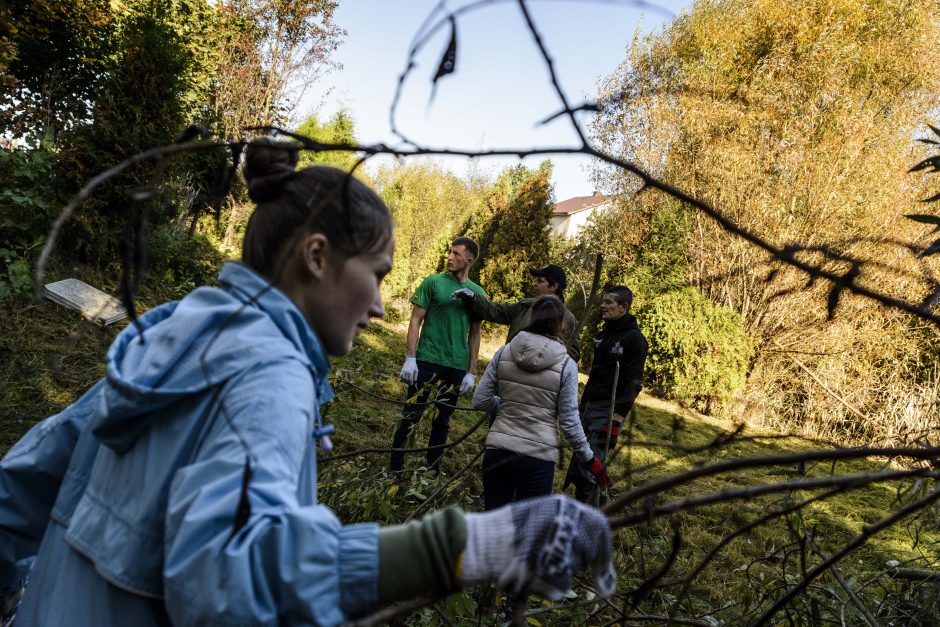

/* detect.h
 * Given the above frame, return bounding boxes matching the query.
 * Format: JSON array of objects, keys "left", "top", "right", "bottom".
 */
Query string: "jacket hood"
[
  {"left": 507, "top": 331, "right": 568, "bottom": 373},
  {"left": 93, "top": 262, "right": 333, "bottom": 452}
]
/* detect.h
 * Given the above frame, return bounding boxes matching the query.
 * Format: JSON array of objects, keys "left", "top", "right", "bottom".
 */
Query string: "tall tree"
[
  {"left": 0, "top": 0, "right": 115, "bottom": 143},
  {"left": 54, "top": 0, "right": 221, "bottom": 261},
  {"left": 207, "top": 0, "right": 344, "bottom": 138},
  {"left": 591, "top": 0, "right": 940, "bottom": 440},
  {"left": 0, "top": 2, "right": 15, "bottom": 81}
]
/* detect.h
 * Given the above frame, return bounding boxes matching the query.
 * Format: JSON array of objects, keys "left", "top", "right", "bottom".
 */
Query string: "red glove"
[
  {"left": 600, "top": 422, "right": 621, "bottom": 450},
  {"left": 584, "top": 456, "right": 611, "bottom": 489}
]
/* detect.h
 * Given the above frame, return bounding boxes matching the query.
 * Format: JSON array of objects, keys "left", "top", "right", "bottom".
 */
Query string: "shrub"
[
  {"left": 0, "top": 147, "right": 63, "bottom": 298},
  {"left": 146, "top": 225, "right": 225, "bottom": 299},
  {"left": 640, "top": 287, "right": 752, "bottom": 414}
]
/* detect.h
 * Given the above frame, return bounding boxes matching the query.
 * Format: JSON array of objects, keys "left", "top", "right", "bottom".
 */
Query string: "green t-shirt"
[{"left": 410, "top": 273, "right": 486, "bottom": 371}]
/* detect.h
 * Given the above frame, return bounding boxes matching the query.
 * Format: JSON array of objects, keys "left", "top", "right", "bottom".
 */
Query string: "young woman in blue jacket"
[{"left": 0, "top": 140, "right": 615, "bottom": 626}]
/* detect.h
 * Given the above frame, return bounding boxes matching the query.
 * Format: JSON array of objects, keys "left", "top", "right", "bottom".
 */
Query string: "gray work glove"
[
  {"left": 450, "top": 287, "right": 477, "bottom": 303},
  {"left": 460, "top": 494, "right": 616, "bottom": 599}
]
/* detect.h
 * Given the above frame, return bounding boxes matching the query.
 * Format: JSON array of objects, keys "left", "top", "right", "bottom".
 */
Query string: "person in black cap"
[{"left": 451, "top": 264, "right": 580, "bottom": 361}]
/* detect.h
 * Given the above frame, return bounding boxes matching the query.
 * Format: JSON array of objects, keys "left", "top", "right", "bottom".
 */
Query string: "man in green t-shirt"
[{"left": 389, "top": 237, "right": 486, "bottom": 474}]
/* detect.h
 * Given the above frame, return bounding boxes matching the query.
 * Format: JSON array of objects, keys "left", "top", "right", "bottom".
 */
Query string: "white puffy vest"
[{"left": 486, "top": 331, "right": 569, "bottom": 462}]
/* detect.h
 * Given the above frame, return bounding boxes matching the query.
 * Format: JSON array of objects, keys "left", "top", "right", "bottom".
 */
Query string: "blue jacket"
[{"left": 0, "top": 262, "right": 378, "bottom": 626}]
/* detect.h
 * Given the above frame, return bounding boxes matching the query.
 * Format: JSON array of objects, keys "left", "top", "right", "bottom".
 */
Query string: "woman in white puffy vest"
[{"left": 472, "top": 296, "right": 610, "bottom": 510}]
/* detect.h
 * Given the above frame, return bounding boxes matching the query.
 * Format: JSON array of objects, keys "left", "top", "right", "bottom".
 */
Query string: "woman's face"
[{"left": 296, "top": 234, "right": 394, "bottom": 357}]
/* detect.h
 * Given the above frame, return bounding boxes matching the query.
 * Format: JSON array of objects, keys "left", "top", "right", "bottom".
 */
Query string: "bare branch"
[
  {"left": 343, "top": 591, "right": 448, "bottom": 627},
  {"left": 516, "top": 0, "right": 588, "bottom": 147},
  {"left": 603, "top": 446, "right": 940, "bottom": 517},
  {"left": 609, "top": 468, "right": 934, "bottom": 528},
  {"left": 318, "top": 411, "right": 488, "bottom": 463},
  {"left": 806, "top": 534, "right": 881, "bottom": 627},
  {"left": 751, "top": 487, "right": 940, "bottom": 626}
]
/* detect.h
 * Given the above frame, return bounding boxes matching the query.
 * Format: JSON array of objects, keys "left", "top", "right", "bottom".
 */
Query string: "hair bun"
[{"left": 243, "top": 139, "right": 301, "bottom": 203}]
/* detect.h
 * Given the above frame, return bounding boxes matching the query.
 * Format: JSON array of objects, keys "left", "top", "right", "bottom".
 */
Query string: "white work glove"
[
  {"left": 460, "top": 494, "right": 616, "bottom": 600},
  {"left": 459, "top": 372, "right": 475, "bottom": 396},
  {"left": 400, "top": 356, "right": 419, "bottom": 386},
  {"left": 450, "top": 287, "right": 477, "bottom": 302}
]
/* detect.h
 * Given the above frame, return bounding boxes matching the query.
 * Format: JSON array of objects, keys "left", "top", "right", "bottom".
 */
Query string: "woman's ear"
[{"left": 299, "top": 232, "right": 330, "bottom": 281}]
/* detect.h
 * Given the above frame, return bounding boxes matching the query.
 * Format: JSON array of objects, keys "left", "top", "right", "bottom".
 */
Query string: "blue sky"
[{"left": 300, "top": 0, "right": 693, "bottom": 201}]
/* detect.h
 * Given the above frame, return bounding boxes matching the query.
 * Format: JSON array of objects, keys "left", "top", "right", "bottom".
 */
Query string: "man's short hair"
[
  {"left": 605, "top": 285, "right": 633, "bottom": 310},
  {"left": 451, "top": 236, "right": 479, "bottom": 260}
]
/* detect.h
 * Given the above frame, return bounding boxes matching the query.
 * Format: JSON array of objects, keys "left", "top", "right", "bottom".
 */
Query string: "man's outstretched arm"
[{"left": 468, "top": 294, "right": 526, "bottom": 325}]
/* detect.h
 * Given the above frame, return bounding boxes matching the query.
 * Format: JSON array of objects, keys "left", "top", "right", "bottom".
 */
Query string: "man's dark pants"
[
  {"left": 567, "top": 403, "right": 617, "bottom": 502},
  {"left": 389, "top": 360, "right": 464, "bottom": 473}
]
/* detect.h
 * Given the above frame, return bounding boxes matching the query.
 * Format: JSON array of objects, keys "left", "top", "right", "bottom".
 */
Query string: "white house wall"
[
  {"left": 550, "top": 202, "right": 612, "bottom": 239},
  {"left": 564, "top": 208, "right": 597, "bottom": 238},
  {"left": 550, "top": 215, "right": 569, "bottom": 237}
]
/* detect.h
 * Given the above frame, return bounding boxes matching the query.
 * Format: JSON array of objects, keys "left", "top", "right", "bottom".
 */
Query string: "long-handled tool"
[{"left": 591, "top": 361, "right": 619, "bottom": 508}]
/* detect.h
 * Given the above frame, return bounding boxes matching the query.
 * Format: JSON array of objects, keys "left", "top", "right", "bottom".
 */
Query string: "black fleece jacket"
[{"left": 581, "top": 313, "right": 648, "bottom": 417}]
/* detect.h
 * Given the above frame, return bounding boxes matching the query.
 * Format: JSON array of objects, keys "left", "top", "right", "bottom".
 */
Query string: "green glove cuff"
[{"left": 378, "top": 507, "right": 467, "bottom": 604}]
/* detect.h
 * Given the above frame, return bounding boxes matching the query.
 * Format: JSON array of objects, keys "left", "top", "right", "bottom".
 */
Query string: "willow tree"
[{"left": 592, "top": 0, "right": 940, "bottom": 440}]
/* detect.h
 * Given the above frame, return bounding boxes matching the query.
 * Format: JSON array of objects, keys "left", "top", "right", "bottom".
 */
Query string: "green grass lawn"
[{"left": 2, "top": 288, "right": 938, "bottom": 625}]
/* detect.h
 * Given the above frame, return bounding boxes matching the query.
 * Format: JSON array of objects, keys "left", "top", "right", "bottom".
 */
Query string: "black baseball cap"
[{"left": 529, "top": 264, "right": 567, "bottom": 288}]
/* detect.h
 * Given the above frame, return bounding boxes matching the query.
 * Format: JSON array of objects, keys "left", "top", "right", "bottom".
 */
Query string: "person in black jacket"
[{"left": 566, "top": 285, "right": 648, "bottom": 503}]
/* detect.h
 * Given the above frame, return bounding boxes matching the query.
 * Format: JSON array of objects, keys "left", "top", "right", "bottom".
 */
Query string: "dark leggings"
[{"left": 481, "top": 448, "right": 555, "bottom": 511}]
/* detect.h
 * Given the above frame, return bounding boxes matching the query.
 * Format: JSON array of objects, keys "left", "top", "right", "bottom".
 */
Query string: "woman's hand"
[{"left": 459, "top": 495, "right": 616, "bottom": 599}]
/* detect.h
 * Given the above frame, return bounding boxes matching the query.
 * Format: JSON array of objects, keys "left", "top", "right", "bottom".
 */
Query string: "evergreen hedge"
[{"left": 640, "top": 287, "right": 752, "bottom": 414}]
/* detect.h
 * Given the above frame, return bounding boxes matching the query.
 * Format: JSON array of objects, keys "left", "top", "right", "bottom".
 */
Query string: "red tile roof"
[{"left": 553, "top": 193, "right": 611, "bottom": 216}]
